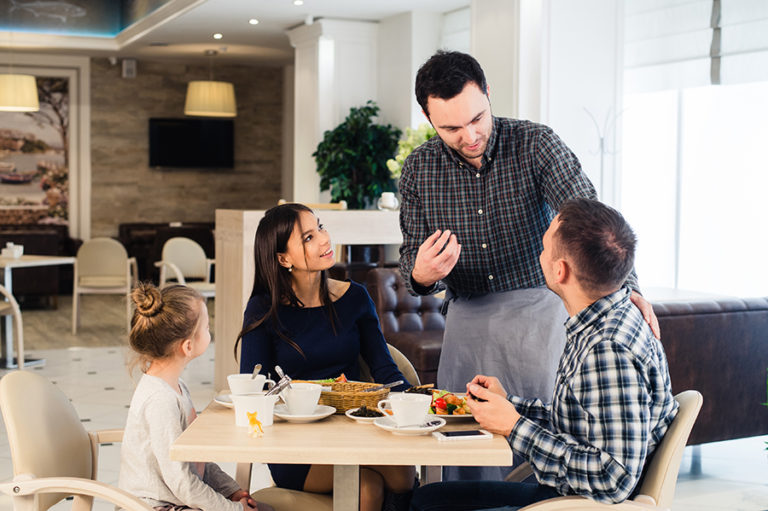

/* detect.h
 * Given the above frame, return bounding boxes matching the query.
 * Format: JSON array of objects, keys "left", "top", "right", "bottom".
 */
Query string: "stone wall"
[{"left": 90, "top": 58, "right": 283, "bottom": 237}]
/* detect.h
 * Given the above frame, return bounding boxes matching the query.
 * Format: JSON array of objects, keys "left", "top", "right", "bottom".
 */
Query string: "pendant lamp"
[
  {"left": 184, "top": 50, "right": 236, "bottom": 117},
  {"left": 0, "top": 74, "right": 39, "bottom": 112}
]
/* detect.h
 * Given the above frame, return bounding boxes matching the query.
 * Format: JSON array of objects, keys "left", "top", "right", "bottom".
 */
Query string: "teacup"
[
  {"left": 227, "top": 373, "right": 275, "bottom": 395},
  {"left": 231, "top": 392, "right": 279, "bottom": 427},
  {"left": 280, "top": 382, "right": 322, "bottom": 415},
  {"left": 378, "top": 393, "right": 432, "bottom": 428},
  {"left": 377, "top": 192, "right": 399, "bottom": 211}
]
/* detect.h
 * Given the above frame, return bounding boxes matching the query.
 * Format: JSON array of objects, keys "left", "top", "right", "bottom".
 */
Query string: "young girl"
[
  {"left": 120, "top": 283, "right": 271, "bottom": 511},
  {"left": 236, "top": 203, "right": 416, "bottom": 511}
]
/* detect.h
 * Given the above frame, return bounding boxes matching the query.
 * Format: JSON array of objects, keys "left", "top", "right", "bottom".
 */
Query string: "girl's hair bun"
[{"left": 133, "top": 283, "right": 163, "bottom": 317}]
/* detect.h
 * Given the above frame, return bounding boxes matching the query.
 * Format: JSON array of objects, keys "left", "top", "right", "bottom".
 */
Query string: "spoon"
[{"left": 250, "top": 363, "right": 262, "bottom": 380}]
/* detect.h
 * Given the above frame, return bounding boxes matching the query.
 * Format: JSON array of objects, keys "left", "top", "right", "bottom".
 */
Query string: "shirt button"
[
  {"left": 488, "top": 274, "right": 494, "bottom": 280},
  {"left": 475, "top": 173, "right": 480, "bottom": 178},
  {"left": 478, "top": 209, "right": 483, "bottom": 215},
  {"left": 482, "top": 243, "right": 487, "bottom": 249}
]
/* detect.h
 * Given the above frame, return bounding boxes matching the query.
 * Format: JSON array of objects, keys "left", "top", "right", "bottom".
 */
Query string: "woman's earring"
[{"left": 288, "top": 265, "right": 293, "bottom": 273}]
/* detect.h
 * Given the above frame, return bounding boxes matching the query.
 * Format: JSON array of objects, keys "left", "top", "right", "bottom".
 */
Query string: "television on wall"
[{"left": 149, "top": 117, "right": 234, "bottom": 168}]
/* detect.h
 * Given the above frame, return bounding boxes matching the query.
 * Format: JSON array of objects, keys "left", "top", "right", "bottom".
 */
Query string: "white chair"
[
  {"left": 0, "top": 283, "right": 24, "bottom": 367},
  {"left": 72, "top": 238, "right": 137, "bottom": 335},
  {"left": 154, "top": 237, "right": 215, "bottom": 298},
  {"left": 506, "top": 390, "right": 703, "bottom": 510},
  {"left": 0, "top": 370, "right": 152, "bottom": 511}
]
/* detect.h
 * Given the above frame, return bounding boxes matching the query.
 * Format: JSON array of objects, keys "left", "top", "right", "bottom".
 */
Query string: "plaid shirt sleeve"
[
  {"left": 509, "top": 395, "right": 551, "bottom": 425},
  {"left": 508, "top": 342, "right": 653, "bottom": 503}
]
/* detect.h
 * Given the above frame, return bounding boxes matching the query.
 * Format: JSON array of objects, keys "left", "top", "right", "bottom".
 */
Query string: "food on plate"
[
  {"left": 404, "top": 383, "right": 435, "bottom": 395},
  {"left": 306, "top": 373, "right": 348, "bottom": 385},
  {"left": 429, "top": 389, "right": 471, "bottom": 416},
  {"left": 350, "top": 405, "right": 384, "bottom": 418}
]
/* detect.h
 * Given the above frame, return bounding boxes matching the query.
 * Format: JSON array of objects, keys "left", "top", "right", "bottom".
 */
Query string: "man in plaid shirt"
[
  {"left": 399, "top": 51, "right": 659, "bottom": 481},
  {"left": 409, "top": 199, "right": 678, "bottom": 510}
]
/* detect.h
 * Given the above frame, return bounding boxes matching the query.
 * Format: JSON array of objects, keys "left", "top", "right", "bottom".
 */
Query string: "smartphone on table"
[{"left": 432, "top": 429, "right": 493, "bottom": 441}]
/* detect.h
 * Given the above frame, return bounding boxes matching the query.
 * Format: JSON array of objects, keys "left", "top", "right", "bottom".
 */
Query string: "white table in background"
[
  {"left": 171, "top": 401, "right": 513, "bottom": 511},
  {"left": 0, "top": 254, "right": 76, "bottom": 369}
]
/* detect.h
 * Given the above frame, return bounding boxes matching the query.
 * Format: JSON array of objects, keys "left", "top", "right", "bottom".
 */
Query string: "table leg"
[
  {"left": 333, "top": 465, "right": 359, "bottom": 511},
  {"left": 425, "top": 466, "right": 442, "bottom": 484}
]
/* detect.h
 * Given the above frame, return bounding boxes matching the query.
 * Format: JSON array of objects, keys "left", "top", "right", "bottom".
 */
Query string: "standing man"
[
  {"left": 398, "top": 51, "right": 658, "bottom": 481},
  {"left": 409, "top": 198, "right": 678, "bottom": 510}
]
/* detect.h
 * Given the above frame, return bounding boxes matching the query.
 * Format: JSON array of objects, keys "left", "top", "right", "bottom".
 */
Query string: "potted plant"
[{"left": 313, "top": 101, "right": 401, "bottom": 209}]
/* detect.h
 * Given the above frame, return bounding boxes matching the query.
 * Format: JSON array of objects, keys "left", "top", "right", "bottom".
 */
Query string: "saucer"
[
  {"left": 273, "top": 404, "right": 336, "bottom": 423},
  {"left": 345, "top": 407, "right": 385, "bottom": 424},
  {"left": 373, "top": 416, "right": 446, "bottom": 436},
  {"left": 214, "top": 393, "right": 233, "bottom": 408}
]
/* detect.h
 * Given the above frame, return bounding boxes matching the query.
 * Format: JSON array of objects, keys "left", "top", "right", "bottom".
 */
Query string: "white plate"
[
  {"left": 373, "top": 416, "right": 446, "bottom": 436},
  {"left": 345, "top": 407, "right": 386, "bottom": 423},
  {"left": 428, "top": 392, "right": 475, "bottom": 420},
  {"left": 273, "top": 404, "right": 336, "bottom": 423},
  {"left": 214, "top": 393, "right": 233, "bottom": 408}
]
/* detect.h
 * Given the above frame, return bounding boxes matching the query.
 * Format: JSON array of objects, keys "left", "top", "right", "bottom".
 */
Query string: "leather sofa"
[{"left": 364, "top": 267, "right": 768, "bottom": 445}]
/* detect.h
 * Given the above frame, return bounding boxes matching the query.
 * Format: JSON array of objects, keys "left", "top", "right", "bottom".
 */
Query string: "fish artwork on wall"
[{"left": 8, "top": 0, "right": 86, "bottom": 23}]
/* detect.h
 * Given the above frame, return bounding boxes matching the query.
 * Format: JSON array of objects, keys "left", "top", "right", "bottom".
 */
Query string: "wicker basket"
[{"left": 318, "top": 381, "right": 390, "bottom": 413}]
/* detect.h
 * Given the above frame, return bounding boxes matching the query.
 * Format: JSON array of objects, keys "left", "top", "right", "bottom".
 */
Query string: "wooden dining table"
[{"left": 171, "top": 400, "right": 513, "bottom": 511}]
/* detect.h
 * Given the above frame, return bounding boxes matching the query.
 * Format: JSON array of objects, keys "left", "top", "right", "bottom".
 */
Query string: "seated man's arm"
[
  {"left": 509, "top": 395, "right": 550, "bottom": 424},
  {"left": 509, "top": 343, "right": 653, "bottom": 504}
]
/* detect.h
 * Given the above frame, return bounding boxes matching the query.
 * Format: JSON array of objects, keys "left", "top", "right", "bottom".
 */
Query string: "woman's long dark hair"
[{"left": 234, "top": 203, "right": 335, "bottom": 361}]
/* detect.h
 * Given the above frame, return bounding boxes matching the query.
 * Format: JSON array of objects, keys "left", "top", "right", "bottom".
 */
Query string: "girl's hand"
[
  {"left": 231, "top": 490, "right": 257, "bottom": 507},
  {"left": 239, "top": 497, "right": 257, "bottom": 510}
]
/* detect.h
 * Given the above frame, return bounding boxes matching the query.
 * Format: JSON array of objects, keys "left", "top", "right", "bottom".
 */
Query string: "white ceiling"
[{"left": 8, "top": 0, "right": 471, "bottom": 65}]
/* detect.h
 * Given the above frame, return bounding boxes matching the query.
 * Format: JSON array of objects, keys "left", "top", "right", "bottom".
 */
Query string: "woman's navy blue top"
[
  {"left": 239, "top": 281, "right": 407, "bottom": 387},
  {"left": 238, "top": 281, "right": 408, "bottom": 491}
]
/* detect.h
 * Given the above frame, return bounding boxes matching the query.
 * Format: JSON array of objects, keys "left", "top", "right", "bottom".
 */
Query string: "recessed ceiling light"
[
  {"left": 293, "top": 0, "right": 304, "bottom": 5},
  {"left": 249, "top": 18, "right": 259, "bottom": 25},
  {"left": 213, "top": 33, "right": 223, "bottom": 40}
]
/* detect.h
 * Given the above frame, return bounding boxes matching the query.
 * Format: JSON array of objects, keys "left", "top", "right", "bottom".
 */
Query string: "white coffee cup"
[
  {"left": 227, "top": 373, "right": 275, "bottom": 395},
  {"left": 231, "top": 392, "right": 279, "bottom": 427},
  {"left": 378, "top": 393, "right": 432, "bottom": 428},
  {"left": 280, "top": 382, "right": 322, "bottom": 415},
  {"left": 377, "top": 192, "right": 399, "bottom": 211}
]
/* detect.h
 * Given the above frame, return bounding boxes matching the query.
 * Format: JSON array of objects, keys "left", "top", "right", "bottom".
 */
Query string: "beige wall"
[{"left": 89, "top": 58, "right": 283, "bottom": 237}]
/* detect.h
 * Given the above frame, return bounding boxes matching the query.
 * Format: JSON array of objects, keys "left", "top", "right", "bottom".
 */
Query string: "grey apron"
[{"left": 438, "top": 287, "right": 568, "bottom": 482}]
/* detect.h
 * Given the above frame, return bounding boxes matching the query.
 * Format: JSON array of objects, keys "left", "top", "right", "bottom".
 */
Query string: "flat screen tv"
[{"left": 149, "top": 117, "right": 234, "bottom": 168}]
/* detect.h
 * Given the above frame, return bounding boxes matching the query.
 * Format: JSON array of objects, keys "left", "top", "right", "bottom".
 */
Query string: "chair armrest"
[
  {"left": 505, "top": 462, "right": 534, "bottom": 482},
  {"left": 89, "top": 429, "right": 123, "bottom": 444},
  {"left": 154, "top": 261, "right": 186, "bottom": 285},
  {"left": 0, "top": 474, "right": 154, "bottom": 511}
]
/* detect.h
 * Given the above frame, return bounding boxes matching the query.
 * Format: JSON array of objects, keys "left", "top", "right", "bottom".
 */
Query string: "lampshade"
[
  {"left": 0, "top": 74, "right": 39, "bottom": 112},
  {"left": 184, "top": 80, "right": 236, "bottom": 117}
]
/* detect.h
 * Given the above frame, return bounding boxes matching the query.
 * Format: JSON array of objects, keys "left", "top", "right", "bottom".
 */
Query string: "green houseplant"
[{"left": 313, "top": 101, "right": 401, "bottom": 209}]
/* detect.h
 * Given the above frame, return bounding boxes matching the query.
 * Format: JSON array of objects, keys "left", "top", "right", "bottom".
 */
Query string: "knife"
[{"left": 363, "top": 380, "right": 404, "bottom": 392}]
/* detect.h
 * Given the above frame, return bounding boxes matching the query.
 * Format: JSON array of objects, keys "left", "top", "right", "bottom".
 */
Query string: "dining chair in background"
[
  {"left": 506, "top": 390, "right": 703, "bottom": 510},
  {"left": 154, "top": 236, "right": 215, "bottom": 299},
  {"left": 72, "top": 237, "right": 138, "bottom": 335},
  {"left": 358, "top": 343, "right": 421, "bottom": 387},
  {"left": 0, "top": 283, "right": 24, "bottom": 367},
  {"left": 0, "top": 370, "right": 152, "bottom": 511}
]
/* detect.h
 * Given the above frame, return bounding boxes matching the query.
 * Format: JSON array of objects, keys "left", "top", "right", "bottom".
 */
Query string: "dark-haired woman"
[{"left": 237, "top": 203, "right": 415, "bottom": 511}]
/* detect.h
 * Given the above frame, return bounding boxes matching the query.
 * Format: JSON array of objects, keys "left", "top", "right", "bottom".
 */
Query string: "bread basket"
[{"left": 317, "top": 381, "right": 390, "bottom": 413}]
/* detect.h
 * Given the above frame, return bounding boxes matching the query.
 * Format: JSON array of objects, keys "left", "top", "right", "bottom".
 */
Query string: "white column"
[{"left": 287, "top": 19, "right": 378, "bottom": 203}]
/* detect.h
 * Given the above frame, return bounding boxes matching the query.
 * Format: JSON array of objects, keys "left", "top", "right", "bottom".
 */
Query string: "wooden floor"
[{"left": 21, "top": 294, "right": 216, "bottom": 350}]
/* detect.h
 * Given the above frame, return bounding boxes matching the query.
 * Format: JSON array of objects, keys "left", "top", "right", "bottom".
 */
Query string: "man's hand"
[
  {"left": 465, "top": 377, "right": 520, "bottom": 437},
  {"left": 630, "top": 291, "right": 660, "bottom": 339},
  {"left": 468, "top": 375, "right": 506, "bottom": 398},
  {"left": 411, "top": 229, "right": 461, "bottom": 288}
]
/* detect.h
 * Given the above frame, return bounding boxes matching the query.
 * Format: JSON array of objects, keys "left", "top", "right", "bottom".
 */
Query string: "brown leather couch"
[
  {"left": 365, "top": 267, "right": 768, "bottom": 445},
  {"left": 365, "top": 268, "right": 444, "bottom": 385}
]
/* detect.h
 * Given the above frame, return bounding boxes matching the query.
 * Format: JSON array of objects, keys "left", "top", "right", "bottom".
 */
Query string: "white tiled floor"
[{"left": 1, "top": 345, "right": 767, "bottom": 511}]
